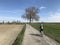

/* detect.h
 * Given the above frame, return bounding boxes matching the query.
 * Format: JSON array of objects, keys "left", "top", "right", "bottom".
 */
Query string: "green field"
[{"left": 30, "top": 23, "right": 60, "bottom": 43}]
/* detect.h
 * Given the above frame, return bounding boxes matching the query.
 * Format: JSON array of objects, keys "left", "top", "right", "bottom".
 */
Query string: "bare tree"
[
  {"left": 22, "top": 7, "right": 40, "bottom": 23},
  {"left": 2, "top": 20, "right": 4, "bottom": 24}
]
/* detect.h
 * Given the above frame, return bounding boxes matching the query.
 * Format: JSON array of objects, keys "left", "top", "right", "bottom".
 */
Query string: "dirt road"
[
  {"left": 22, "top": 24, "right": 60, "bottom": 45},
  {"left": 0, "top": 24, "right": 23, "bottom": 45}
]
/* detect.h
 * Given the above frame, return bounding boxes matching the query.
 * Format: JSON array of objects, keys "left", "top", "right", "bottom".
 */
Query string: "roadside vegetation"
[
  {"left": 12, "top": 24, "right": 26, "bottom": 45},
  {"left": 30, "top": 23, "right": 60, "bottom": 43}
]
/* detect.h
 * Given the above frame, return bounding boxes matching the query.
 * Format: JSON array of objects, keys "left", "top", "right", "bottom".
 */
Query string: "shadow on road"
[
  {"left": 30, "top": 34, "right": 40, "bottom": 37},
  {"left": 29, "top": 34, "right": 41, "bottom": 42},
  {"left": 30, "top": 33, "right": 43, "bottom": 37}
]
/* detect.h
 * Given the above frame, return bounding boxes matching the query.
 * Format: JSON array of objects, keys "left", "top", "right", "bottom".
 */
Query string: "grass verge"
[
  {"left": 30, "top": 23, "right": 60, "bottom": 43},
  {"left": 12, "top": 24, "right": 26, "bottom": 45}
]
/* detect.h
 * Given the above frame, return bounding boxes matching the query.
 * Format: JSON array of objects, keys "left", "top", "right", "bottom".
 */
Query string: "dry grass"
[{"left": 0, "top": 24, "right": 24, "bottom": 45}]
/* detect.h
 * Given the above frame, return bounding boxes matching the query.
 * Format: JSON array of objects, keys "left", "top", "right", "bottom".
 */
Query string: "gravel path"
[
  {"left": 22, "top": 24, "right": 60, "bottom": 45},
  {"left": 0, "top": 24, "right": 23, "bottom": 45}
]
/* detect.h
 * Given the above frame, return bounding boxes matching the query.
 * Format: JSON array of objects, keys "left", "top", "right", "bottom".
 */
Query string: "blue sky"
[{"left": 0, "top": 0, "right": 60, "bottom": 22}]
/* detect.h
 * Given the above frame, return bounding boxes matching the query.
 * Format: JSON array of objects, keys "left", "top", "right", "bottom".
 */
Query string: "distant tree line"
[{"left": 0, "top": 20, "right": 21, "bottom": 24}]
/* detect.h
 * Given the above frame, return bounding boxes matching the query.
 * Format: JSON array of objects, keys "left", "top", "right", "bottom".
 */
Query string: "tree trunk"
[{"left": 30, "top": 14, "right": 31, "bottom": 23}]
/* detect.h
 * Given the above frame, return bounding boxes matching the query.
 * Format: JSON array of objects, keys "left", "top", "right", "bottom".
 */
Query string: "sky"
[{"left": 0, "top": 0, "right": 60, "bottom": 22}]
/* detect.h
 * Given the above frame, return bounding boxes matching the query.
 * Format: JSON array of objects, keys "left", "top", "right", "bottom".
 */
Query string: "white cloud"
[
  {"left": 41, "top": 12, "right": 60, "bottom": 22},
  {"left": 0, "top": 10, "right": 17, "bottom": 13},
  {"left": 0, "top": 10, "right": 24, "bottom": 13},
  {"left": 40, "top": 6, "right": 46, "bottom": 10},
  {"left": 0, "top": 16, "right": 20, "bottom": 22},
  {"left": 0, "top": 16, "right": 28, "bottom": 22}
]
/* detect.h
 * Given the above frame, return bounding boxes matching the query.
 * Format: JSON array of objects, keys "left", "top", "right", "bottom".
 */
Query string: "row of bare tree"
[{"left": 0, "top": 20, "right": 20, "bottom": 24}]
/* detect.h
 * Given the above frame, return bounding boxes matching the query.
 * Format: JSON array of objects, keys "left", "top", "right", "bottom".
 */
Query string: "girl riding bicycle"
[{"left": 40, "top": 23, "right": 43, "bottom": 37}]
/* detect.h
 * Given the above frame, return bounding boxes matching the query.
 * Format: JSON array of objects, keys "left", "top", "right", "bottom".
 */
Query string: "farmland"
[
  {"left": 30, "top": 23, "right": 60, "bottom": 43},
  {"left": 0, "top": 24, "right": 24, "bottom": 45}
]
